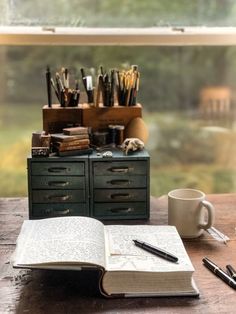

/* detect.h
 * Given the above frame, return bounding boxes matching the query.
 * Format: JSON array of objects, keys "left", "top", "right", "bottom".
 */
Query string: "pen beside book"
[
  {"left": 203, "top": 257, "right": 236, "bottom": 290},
  {"left": 133, "top": 239, "right": 178, "bottom": 263},
  {"left": 226, "top": 264, "right": 236, "bottom": 280}
]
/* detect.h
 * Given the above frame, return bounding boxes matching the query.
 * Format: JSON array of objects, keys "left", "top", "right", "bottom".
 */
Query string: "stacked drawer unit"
[
  {"left": 90, "top": 150, "right": 150, "bottom": 220},
  {"left": 27, "top": 156, "right": 89, "bottom": 219}
]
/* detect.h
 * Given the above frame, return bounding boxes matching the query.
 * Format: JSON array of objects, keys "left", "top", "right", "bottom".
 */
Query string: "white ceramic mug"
[{"left": 168, "top": 188, "right": 215, "bottom": 238}]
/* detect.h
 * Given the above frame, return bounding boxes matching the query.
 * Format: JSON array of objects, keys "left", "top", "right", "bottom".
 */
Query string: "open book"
[{"left": 12, "top": 216, "right": 199, "bottom": 297}]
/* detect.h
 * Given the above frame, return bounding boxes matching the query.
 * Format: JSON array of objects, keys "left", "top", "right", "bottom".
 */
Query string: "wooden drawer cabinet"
[
  {"left": 90, "top": 150, "right": 150, "bottom": 220},
  {"left": 28, "top": 155, "right": 89, "bottom": 219},
  {"left": 28, "top": 150, "right": 150, "bottom": 220}
]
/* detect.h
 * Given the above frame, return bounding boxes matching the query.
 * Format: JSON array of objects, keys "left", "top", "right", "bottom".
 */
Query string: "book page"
[
  {"left": 104, "top": 225, "right": 194, "bottom": 272},
  {"left": 13, "top": 217, "right": 106, "bottom": 268}
]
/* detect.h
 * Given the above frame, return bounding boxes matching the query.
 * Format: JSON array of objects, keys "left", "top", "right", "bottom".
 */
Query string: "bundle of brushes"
[
  {"left": 50, "top": 67, "right": 80, "bottom": 107},
  {"left": 116, "top": 65, "right": 140, "bottom": 106},
  {"left": 46, "top": 65, "right": 140, "bottom": 108}
]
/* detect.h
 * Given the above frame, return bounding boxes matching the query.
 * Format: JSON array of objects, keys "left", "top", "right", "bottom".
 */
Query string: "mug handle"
[{"left": 199, "top": 200, "right": 215, "bottom": 230}]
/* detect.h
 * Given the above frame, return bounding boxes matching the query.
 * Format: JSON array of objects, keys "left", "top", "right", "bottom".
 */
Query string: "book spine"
[
  {"left": 55, "top": 139, "right": 90, "bottom": 149},
  {"left": 57, "top": 144, "right": 89, "bottom": 152},
  {"left": 51, "top": 135, "right": 89, "bottom": 142}
]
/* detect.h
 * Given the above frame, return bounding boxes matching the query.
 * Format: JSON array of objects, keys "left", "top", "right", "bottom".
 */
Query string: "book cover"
[{"left": 63, "top": 127, "right": 89, "bottom": 135}]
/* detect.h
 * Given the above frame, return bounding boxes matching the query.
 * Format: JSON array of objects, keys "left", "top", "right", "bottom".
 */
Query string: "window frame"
[{"left": 1, "top": 26, "right": 236, "bottom": 46}]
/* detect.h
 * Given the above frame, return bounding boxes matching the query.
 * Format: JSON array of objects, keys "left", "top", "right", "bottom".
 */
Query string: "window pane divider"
[{"left": 1, "top": 26, "right": 236, "bottom": 46}]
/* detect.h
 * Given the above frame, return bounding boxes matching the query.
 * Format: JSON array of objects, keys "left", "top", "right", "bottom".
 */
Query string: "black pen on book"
[
  {"left": 133, "top": 240, "right": 178, "bottom": 263},
  {"left": 203, "top": 257, "right": 236, "bottom": 290}
]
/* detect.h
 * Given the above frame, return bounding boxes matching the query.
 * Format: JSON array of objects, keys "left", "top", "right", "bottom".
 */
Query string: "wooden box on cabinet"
[
  {"left": 43, "top": 105, "right": 82, "bottom": 133},
  {"left": 80, "top": 103, "right": 142, "bottom": 131}
]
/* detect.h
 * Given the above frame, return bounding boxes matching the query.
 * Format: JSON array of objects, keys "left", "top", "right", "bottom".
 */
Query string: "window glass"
[
  {"left": 1, "top": 45, "right": 236, "bottom": 196},
  {"left": 1, "top": 0, "right": 236, "bottom": 27}
]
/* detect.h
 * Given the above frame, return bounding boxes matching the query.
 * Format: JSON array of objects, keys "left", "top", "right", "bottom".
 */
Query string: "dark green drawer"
[
  {"left": 93, "top": 202, "right": 147, "bottom": 219},
  {"left": 93, "top": 161, "right": 147, "bottom": 176},
  {"left": 31, "top": 162, "right": 84, "bottom": 176},
  {"left": 31, "top": 176, "right": 85, "bottom": 189},
  {"left": 31, "top": 203, "right": 87, "bottom": 218},
  {"left": 93, "top": 175, "right": 146, "bottom": 188},
  {"left": 32, "top": 189, "right": 85, "bottom": 203},
  {"left": 94, "top": 189, "right": 146, "bottom": 202}
]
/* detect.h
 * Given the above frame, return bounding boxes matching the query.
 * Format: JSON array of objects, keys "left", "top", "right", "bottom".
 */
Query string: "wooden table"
[{"left": 0, "top": 194, "right": 236, "bottom": 314}]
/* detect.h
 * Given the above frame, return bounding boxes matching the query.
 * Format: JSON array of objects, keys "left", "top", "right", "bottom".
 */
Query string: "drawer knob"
[
  {"left": 109, "top": 179, "right": 130, "bottom": 186},
  {"left": 109, "top": 167, "right": 134, "bottom": 173},
  {"left": 47, "top": 194, "right": 71, "bottom": 201},
  {"left": 111, "top": 207, "right": 134, "bottom": 213},
  {"left": 45, "top": 208, "right": 70, "bottom": 215},
  {"left": 48, "top": 181, "right": 69, "bottom": 187},
  {"left": 48, "top": 167, "right": 68, "bottom": 173},
  {"left": 110, "top": 193, "right": 131, "bottom": 200}
]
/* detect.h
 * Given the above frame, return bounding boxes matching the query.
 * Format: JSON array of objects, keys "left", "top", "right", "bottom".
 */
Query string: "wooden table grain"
[{"left": 0, "top": 194, "right": 235, "bottom": 314}]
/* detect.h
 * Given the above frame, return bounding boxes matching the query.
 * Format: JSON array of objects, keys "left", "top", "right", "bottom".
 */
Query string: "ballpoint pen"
[
  {"left": 203, "top": 257, "right": 236, "bottom": 290},
  {"left": 226, "top": 264, "right": 236, "bottom": 280},
  {"left": 46, "top": 66, "right": 52, "bottom": 107},
  {"left": 133, "top": 240, "right": 178, "bottom": 263}
]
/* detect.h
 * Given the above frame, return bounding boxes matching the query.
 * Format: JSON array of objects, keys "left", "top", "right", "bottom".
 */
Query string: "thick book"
[
  {"left": 57, "top": 147, "right": 93, "bottom": 156},
  {"left": 63, "top": 126, "right": 89, "bottom": 135},
  {"left": 12, "top": 216, "right": 199, "bottom": 298},
  {"left": 54, "top": 139, "right": 90, "bottom": 150},
  {"left": 51, "top": 133, "right": 89, "bottom": 142},
  {"left": 56, "top": 144, "right": 89, "bottom": 152}
]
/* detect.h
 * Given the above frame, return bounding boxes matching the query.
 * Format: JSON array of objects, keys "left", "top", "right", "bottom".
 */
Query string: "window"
[
  {"left": 1, "top": 1, "right": 236, "bottom": 196},
  {"left": 2, "top": 0, "right": 236, "bottom": 27}
]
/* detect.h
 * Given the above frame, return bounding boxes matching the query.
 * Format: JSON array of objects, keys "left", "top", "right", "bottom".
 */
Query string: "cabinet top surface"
[
  {"left": 28, "top": 154, "right": 89, "bottom": 162},
  {"left": 28, "top": 149, "right": 149, "bottom": 161},
  {"left": 90, "top": 149, "right": 149, "bottom": 160}
]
